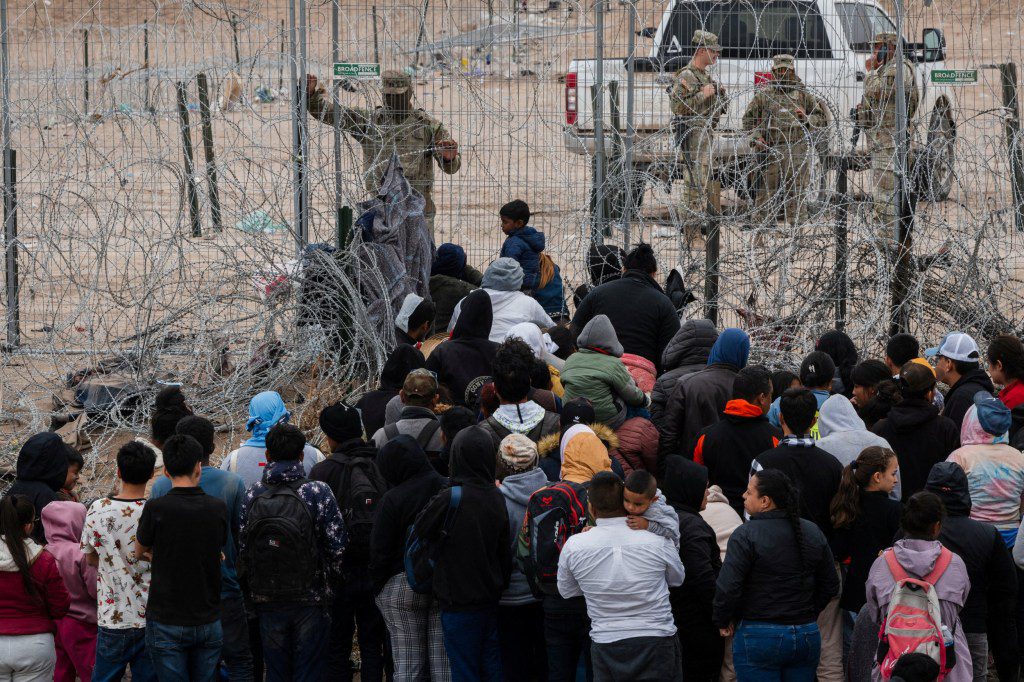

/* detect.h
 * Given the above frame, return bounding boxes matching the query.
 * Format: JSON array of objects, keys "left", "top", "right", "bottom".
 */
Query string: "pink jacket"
[
  {"left": 42, "top": 501, "right": 97, "bottom": 625},
  {"left": 621, "top": 353, "right": 657, "bottom": 394}
]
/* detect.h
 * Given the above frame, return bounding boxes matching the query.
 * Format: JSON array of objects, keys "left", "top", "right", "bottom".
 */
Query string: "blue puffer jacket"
[{"left": 500, "top": 226, "right": 544, "bottom": 291}]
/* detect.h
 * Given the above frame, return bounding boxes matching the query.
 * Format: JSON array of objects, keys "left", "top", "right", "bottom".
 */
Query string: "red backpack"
[{"left": 518, "top": 481, "right": 588, "bottom": 599}]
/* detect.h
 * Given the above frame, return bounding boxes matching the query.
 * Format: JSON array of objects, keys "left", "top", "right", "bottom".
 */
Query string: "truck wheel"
[{"left": 919, "top": 109, "right": 955, "bottom": 201}]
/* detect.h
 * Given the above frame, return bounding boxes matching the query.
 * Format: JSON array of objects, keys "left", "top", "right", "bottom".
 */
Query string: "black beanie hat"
[
  {"left": 800, "top": 351, "right": 837, "bottom": 389},
  {"left": 561, "top": 397, "right": 596, "bottom": 430},
  {"left": 319, "top": 403, "right": 363, "bottom": 442}
]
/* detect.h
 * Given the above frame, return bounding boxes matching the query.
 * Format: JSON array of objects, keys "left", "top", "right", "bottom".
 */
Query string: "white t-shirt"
[{"left": 81, "top": 497, "right": 151, "bottom": 629}]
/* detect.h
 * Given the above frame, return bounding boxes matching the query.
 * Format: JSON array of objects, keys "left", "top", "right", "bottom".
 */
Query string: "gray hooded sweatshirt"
[
  {"left": 499, "top": 467, "right": 551, "bottom": 606},
  {"left": 817, "top": 394, "right": 901, "bottom": 500}
]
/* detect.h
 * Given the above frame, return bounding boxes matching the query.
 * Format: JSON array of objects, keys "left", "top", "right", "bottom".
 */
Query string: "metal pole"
[
  {"left": 175, "top": 81, "right": 202, "bottom": 237},
  {"left": 413, "top": 0, "right": 430, "bottom": 68},
  {"left": 999, "top": 63, "right": 1024, "bottom": 233},
  {"left": 0, "top": 0, "right": 16, "bottom": 348},
  {"left": 289, "top": 0, "right": 309, "bottom": 252},
  {"left": 196, "top": 73, "right": 222, "bottom": 232},
  {"left": 143, "top": 20, "right": 152, "bottom": 113},
  {"left": 83, "top": 29, "right": 89, "bottom": 114},
  {"left": 279, "top": 19, "right": 285, "bottom": 91},
  {"left": 372, "top": 5, "right": 380, "bottom": 65},
  {"left": 229, "top": 13, "right": 242, "bottom": 67},
  {"left": 704, "top": 214, "right": 720, "bottom": 325},
  {"left": 621, "top": 0, "right": 637, "bottom": 248},
  {"left": 592, "top": 0, "right": 607, "bottom": 246},
  {"left": 889, "top": 0, "right": 912, "bottom": 334},
  {"left": 332, "top": 0, "right": 343, "bottom": 240}
]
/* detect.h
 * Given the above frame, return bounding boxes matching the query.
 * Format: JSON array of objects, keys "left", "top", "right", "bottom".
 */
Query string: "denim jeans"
[
  {"left": 93, "top": 626, "right": 155, "bottom": 682},
  {"left": 732, "top": 621, "right": 821, "bottom": 682},
  {"left": 145, "top": 619, "right": 223, "bottom": 682},
  {"left": 326, "top": 574, "right": 386, "bottom": 682},
  {"left": 256, "top": 603, "right": 330, "bottom": 682},
  {"left": 440, "top": 608, "right": 502, "bottom": 682},
  {"left": 498, "top": 602, "right": 547, "bottom": 682},
  {"left": 220, "top": 594, "right": 254, "bottom": 682},
  {"left": 543, "top": 600, "right": 592, "bottom": 682}
]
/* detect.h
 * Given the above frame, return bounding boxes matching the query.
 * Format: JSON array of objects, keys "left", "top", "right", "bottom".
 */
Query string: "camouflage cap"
[
  {"left": 872, "top": 32, "right": 899, "bottom": 45},
  {"left": 402, "top": 368, "right": 438, "bottom": 399},
  {"left": 772, "top": 54, "right": 796, "bottom": 71},
  {"left": 693, "top": 30, "right": 722, "bottom": 51},
  {"left": 382, "top": 70, "right": 412, "bottom": 94}
]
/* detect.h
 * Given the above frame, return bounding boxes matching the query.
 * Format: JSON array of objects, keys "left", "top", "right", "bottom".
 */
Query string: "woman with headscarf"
[
  {"left": 427, "top": 289, "right": 499, "bottom": 406},
  {"left": 430, "top": 243, "right": 483, "bottom": 332},
  {"left": 504, "top": 321, "right": 565, "bottom": 395},
  {"left": 219, "top": 391, "right": 324, "bottom": 488},
  {"left": 816, "top": 330, "right": 859, "bottom": 399},
  {"left": 357, "top": 345, "right": 426, "bottom": 438}
]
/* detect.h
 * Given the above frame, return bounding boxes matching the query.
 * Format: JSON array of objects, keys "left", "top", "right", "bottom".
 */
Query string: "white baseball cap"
[{"left": 924, "top": 332, "right": 980, "bottom": 362}]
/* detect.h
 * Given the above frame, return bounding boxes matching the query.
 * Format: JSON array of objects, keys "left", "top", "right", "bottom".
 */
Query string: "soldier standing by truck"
[
  {"left": 856, "top": 32, "right": 919, "bottom": 227},
  {"left": 305, "top": 70, "right": 462, "bottom": 235},
  {"left": 668, "top": 30, "right": 728, "bottom": 232},
  {"left": 742, "top": 54, "right": 828, "bottom": 225}
]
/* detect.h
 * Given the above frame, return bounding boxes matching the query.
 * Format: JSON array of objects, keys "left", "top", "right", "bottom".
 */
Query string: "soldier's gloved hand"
[
  {"left": 795, "top": 107, "right": 806, "bottom": 120},
  {"left": 701, "top": 84, "right": 717, "bottom": 100},
  {"left": 305, "top": 74, "right": 322, "bottom": 97},
  {"left": 436, "top": 139, "right": 459, "bottom": 162}
]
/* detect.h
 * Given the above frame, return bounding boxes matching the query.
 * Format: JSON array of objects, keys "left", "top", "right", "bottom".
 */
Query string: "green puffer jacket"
[{"left": 430, "top": 265, "right": 483, "bottom": 332}]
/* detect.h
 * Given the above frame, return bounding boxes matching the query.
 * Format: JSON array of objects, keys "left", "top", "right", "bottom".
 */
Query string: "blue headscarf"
[
  {"left": 244, "top": 391, "right": 290, "bottom": 448},
  {"left": 431, "top": 243, "right": 467, "bottom": 278},
  {"left": 707, "top": 328, "right": 750, "bottom": 368}
]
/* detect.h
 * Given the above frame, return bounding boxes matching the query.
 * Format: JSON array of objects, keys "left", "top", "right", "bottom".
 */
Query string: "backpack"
[
  {"left": 538, "top": 252, "right": 556, "bottom": 290},
  {"left": 384, "top": 420, "right": 442, "bottom": 455},
  {"left": 876, "top": 546, "right": 956, "bottom": 680},
  {"left": 319, "top": 456, "right": 386, "bottom": 568},
  {"left": 238, "top": 480, "right": 319, "bottom": 602},
  {"left": 521, "top": 481, "right": 588, "bottom": 598},
  {"left": 404, "top": 486, "right": 462, "bottom": 594},
  {"left": 484, "top": 415, "right": 548, "bottom": 452}
]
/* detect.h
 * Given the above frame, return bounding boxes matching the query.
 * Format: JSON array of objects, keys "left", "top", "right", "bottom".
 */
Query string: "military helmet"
[
  {"left": 771, "top": 54, "right": 796, "bottom": 71},
  {"left": 381, "top": 70, "right": 412, "bottom": 94},
  {"left": 872, "top": 32, "right": 899, "bottom": 45},
  {"left": 693, "top": 30, "right": 722, "bottom": 52}
]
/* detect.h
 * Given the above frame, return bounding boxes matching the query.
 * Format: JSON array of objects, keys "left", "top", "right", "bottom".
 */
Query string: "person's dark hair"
[
  {"left": 408, "top": 300, "right": 436, "bottom": 332},
  {"left": 546, "top": 325, "right": 576, "bottom": 361},
  {"left": 899, "top": 362, "right": 936, "bottom": 400},
  {"left": 890, "top": 652, "right": 940, "bottom": 682},
  {"left": 151, "top": 386, "right": 193, "bottom": 445},
  {"left": 0, "top": 495, "right": 39, "bottom": 601},
  {"left": 265, "top": 424, "right": 306, "bottom": 462},
  {"left": 479, "top": 383, "right": 500, "bottom": 417},
  {"left": 492, "top": 338, "right": 535, "bottom": 404},
  {"left": 771, "top": 370, "right": 799, "bottom": 402},
  {"left": 859, "top": 380, "right": 902, "bottom": 430},
  {"left": 499, "top": 199, "right": 530, "bottom": 224},
  {"left": 175, "top": 415, "right": 216, "bottom": 462},
  {"left": 161, "top": 434, "right": 204, "bottom": 477},
  {"left": 589, "top": 471, "right": 626, "bottom": 516},
  {"left": 988, "top": 334, "right": 1024, "bottom": 382},
  {"left": 624, "top": 470, "right": 657, "bottom": 498},
  {"left": 441, "top": 406, "right": 477, "bottom": 444},
  {"left": 734, "top": 365, "right": 773, "bottom": 402},
  {"left": 779, "top": 388, "right": 818, "bottom": 435},
  {"left": 530, "top": 357, "right": 553, "bottom": 391},
  {"left": 816, "top": 330, "right": 858, "bottom": 398},
  {"left": 752, "top": 469, "right": 808, "bottom": 585},
  {"left": 851, "top": 360, "right": 891, "bottom": 389},
  {"left": 830, "top": 447, "right": 897, "bottom": 529},
  {"left": 117, "top": 441, "right": 157, "bottom": 484},
  {"left": 951, "top": 358, "right": 979, "bottom": 376},
  {"left": 902, "top": 491, "right": 945, "bottom": 540},
  {"left": 800, "top": 351, "right": 836, "bottom": 389},
  {"left": 886, "top": 333, "right": 920, "bottom": 368},
  {"left": 624, "top": 242, "right": 657, "bottom": 274}
]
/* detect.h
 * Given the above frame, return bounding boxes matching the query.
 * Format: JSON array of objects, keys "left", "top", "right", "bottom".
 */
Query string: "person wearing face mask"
[
  {"left": 669, "top": 30, "right": 728, "bottom": 233},
  {"left": 305, "top": 70, "right": 461, "bottom": 235},
  {"left": 742, "top": 53, "right": 828, "bottom": 225}
]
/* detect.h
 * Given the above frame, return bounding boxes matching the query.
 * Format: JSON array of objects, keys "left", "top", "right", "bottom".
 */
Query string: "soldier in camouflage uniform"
[
  {"left": 306, "top": 70, "right": 461, "bottom": 234},
  {"left": 742, "top": 54, "right": 828, "bottom": 224},
  {"left": 668, "top": 30, "right": 728, "bottom": 230},
  {"left": 856, "top": 32, "right": 919, "bottom": 225}
]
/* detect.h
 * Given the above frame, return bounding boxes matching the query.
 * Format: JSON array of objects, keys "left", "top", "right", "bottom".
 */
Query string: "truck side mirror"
[
  {"left": 637, "top": 27, "right": 656, "bottom": 39},
  {"left": 922, "top": 28, "right": 945, "bottom": 62}
]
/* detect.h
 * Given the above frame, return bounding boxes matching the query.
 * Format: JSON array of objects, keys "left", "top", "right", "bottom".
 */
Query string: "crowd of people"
[{"left": 4, "top": 230, "right": 1024, "bottom": 682}]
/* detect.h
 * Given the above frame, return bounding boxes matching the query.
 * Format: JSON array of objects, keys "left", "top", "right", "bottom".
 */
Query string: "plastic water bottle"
[{"left": 941, "top": 625, "right": 956, "bottom": 670}]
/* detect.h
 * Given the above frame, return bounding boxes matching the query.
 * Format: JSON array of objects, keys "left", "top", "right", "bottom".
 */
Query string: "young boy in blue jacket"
[{"left": 499, "top": 200, "right": 567, "bottom": 318}]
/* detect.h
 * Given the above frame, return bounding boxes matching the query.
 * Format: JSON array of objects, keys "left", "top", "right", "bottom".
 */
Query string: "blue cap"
[{"left": 974, "top": 391, "right": 1011, "bottom": 437}]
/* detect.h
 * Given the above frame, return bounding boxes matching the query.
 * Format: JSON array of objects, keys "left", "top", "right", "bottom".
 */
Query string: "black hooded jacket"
[
  {"left": 662, "top": 456, "right": 723, "bottom": 675},
  {"left": 828, "top": 490, "right": 901, "bottom": 613},
  {"left": 426, "top": 289, "right": 498, "bottom": 406},
  {"left": 924, "top": 462, "right": 1017, "bottom": 633},
  {"left": 358, "top": 345, "right": 426, "bottom": 438},
  {"left": 369, "top": 435, "right": 447, "bottom": 591},
  {"left": 651, "top": 320, "right": 719, "bottom": 431},
  {"left": 412, "top": 427, "right": 512, "bottom": 610},
  {"left": 571, "top": 245, "right": 625, "bottom": 309},
  {"left": 571, "top": 270, "right": 680, "bottom": 374},
  {"left": 872, "top": 398, "right": 960, "bottom": 501},
  {"left": 942, "top": 367, "right": 996, "bottom": 429},
  {"left": 6, "top": 432, "right": 71, "bottom": 544}
]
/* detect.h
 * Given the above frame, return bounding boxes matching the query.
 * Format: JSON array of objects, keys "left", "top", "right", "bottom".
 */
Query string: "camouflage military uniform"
[
  {"left": 668, "top": 32, "right": 727, "bottom": 226},
  {"left": 742, "top": 61, "right": 827, "bottom": 224},
  {"left": 308, "top": 75, "right": 460, "bottom": 231},
  {"left": 856, "top": 38, "right": 919, "bottom": 225}
]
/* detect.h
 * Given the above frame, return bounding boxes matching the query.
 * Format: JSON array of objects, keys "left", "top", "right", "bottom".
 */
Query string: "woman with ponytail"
[
  {"left": 0, "top": 494, "right": 70, "bottom": 679},
  {"left": 713, "top": 469, "right": 840, "bottom": 678},
  {"left": 829, "top": 447, "right": 901, "bottom": 616}
]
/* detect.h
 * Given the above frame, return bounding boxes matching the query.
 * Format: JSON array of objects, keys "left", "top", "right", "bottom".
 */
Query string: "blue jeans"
[
  {"left": 440, "top": 608, "right": 502, "bottom": 682},
  {"left": 257, "top": 603, "right": 330, "bottom": 682},
  {"left": 145, "top": 620, "right": 223, "bottom": 682},
  {"left": 93, "top": 626, "right": 155, "bottom": 682},
  {"left": 733, "top": 621, "right": 821, "bottom": 682},
  {"left": 220, "top": 594, "right": 254, "bottom": 682}
]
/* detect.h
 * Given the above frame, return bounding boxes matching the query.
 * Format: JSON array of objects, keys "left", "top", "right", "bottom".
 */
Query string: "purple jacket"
[
  {"left": 865, "top": 539, "right": 972, "bottom": 682},
  {"left": 41, "top": 501, "right": 97, "bottom": 625}
]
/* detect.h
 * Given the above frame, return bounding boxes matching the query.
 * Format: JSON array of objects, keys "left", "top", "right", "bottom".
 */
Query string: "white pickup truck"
[{"left": 564, "top": 0, "right": 957, "bottom": 207}]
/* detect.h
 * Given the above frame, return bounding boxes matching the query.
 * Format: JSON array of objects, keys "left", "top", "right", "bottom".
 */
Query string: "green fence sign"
[
  {"left": 333, "top": 63, "right": 381, "bottom": 79},
  {"left": 930, "top": 69, "right": 978, "bottom": 85}
]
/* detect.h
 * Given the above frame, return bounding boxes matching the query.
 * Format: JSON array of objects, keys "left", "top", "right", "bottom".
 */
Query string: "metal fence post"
[
  {"left": 999, "top": 63, "right": 1024, "bottom": 233},
  {"left": 289, "top": 0, "right": 309, "bottom": 252},
  {"left": 1, "top": 0, "right": 17, "bottom": 348},
  {"left": 621, "top": 0, "right": 637, "bottom": 249},
  {"left": 592, "top": 0, "right": 607, "bottom": 247},
  {"left": 196, "top": 73, "right": 222, "bottom": 232},
  {"left": 175, "top": 82, "right": 202, "bottom": 237},
  {"left": 332, "top": 0, "right": 343, "bottom": 242},
  {"left": 889, "top": 0, "right": 913, "bottom": 335}
]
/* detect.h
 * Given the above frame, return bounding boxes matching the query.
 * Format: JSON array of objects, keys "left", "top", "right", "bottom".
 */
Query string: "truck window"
[
  {"left": 658, "top": 0, "right": 833, "bottom": 65},
  {"left": 836, "top": 3, "right": 897, "bottom": 52}
]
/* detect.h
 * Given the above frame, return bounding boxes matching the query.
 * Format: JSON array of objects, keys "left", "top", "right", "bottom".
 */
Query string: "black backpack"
[
  {"left": 320, "top": 456, "right": 386, "bottom": 567},
  {"left": 239, "top": 480, "right": 319, "bottom": 601},
  {"left": 384, "top": 420, "right": 442, "bottom": 455}
]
